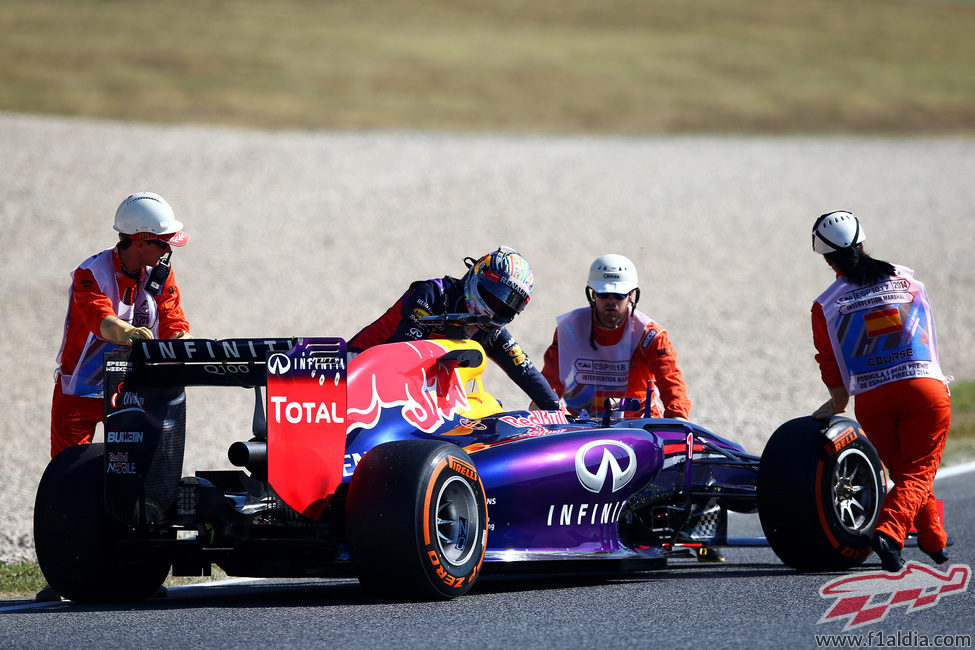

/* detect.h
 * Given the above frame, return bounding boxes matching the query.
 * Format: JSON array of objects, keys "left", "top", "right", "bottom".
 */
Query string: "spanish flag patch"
[{"left": 864, "top": 307, "right": 902, "bottom": 338}]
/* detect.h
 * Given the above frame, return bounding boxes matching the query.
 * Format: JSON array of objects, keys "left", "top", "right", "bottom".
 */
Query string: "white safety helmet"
[
  {"left": 812, "top": 210, "right": 863, "bottom": 254},
  {"left": 587, "top": 254, "right": 639, "bottom": 294},
  {"left": 113, "top": 192, "right": 189, "bottom": 246}
]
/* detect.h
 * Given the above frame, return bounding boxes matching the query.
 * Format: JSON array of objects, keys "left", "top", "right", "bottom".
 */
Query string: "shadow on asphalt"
[
  {"left": 6, "top": 542, "right": 898, "bottom": 612},
  {"left": 4, "top": 559, "right": 844, "bottom": 612}
]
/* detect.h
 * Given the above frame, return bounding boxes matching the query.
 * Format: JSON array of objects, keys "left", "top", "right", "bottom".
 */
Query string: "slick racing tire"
[
  {"left": 758, "top": 416, "right": 885, "bottom": 571},
  {"left": 346, "top": 440, "right": 487, "bottom": 600},
  {"left": 33, "top": 443, "right": 171, "bottom": 602}
]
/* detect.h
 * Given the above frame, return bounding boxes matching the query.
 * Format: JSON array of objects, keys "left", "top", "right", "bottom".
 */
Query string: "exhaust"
[{"left": 228, "top": 440, "right": 267, "bottom": 480}]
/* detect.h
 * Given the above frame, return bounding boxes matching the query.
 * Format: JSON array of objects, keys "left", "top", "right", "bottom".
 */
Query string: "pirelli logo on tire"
[
  {"left": 448, "top": 456, "right": 478, "bottom": 482},
  {"left": 826, "top": 426, "right": 857, "bottom": 456}
]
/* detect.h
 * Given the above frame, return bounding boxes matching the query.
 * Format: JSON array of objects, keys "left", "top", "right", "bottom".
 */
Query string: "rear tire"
[
  {"left": 758, "top": 416, "right": 884, "bottom": 571},
  {"left": 346, "top": 440, "right": 487, "bottom": 600},
  {"left": 33, "top": 443, "right": 171, "bottom": 602}
]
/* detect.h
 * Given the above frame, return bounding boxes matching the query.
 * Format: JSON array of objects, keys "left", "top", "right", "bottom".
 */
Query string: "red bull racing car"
[{"left": 34, "top": 317, "right": 889, "bottom": 601}]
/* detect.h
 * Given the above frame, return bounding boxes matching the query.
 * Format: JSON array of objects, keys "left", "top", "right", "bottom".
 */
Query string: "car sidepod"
[{"left": 469, "top": 427, "right": 664, "bottom": 559}]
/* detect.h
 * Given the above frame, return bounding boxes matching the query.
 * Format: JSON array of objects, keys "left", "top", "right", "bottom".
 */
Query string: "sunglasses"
[
  {"left": 146, "top": 240, "right": 171, "bottom": 249},
  {"left": 595, "top": 291, "right": 628, "bottom": 300}
]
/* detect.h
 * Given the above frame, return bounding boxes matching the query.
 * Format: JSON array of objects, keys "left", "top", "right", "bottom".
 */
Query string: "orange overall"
[
  {"left": 541, "top": 312, "right": 691, "bottom": 419},
  {"left": 51, "top": 247, "right": 189, "bottom": 458},
  {"left": 812, "top": 278, "right": 950, "bottom": 553},
  {"left": 853, "top": 378, "right": 950, "bottom": 552}
]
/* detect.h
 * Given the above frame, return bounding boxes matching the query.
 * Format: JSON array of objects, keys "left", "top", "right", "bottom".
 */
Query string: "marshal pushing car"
[{"left": 34, "top": 317, "right": 888, "bottom": 601}]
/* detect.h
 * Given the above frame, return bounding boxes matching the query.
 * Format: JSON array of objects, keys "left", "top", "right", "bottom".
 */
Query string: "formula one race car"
[{"left": 34, "top": 316, "right": 888, "bottom": 601}]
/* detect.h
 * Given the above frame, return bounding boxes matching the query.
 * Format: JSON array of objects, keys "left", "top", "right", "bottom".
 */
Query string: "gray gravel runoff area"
[{"left": 2, "top": 111, "right": 973, "bottom": 564}]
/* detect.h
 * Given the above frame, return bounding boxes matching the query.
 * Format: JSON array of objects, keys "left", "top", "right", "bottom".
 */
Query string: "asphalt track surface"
[{"left": 2, "top": 464, "right": 972, "bottom": 649}]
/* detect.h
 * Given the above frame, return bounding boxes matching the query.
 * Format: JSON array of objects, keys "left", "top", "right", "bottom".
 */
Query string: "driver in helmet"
[
  {"left": 538, "top": 254, "right": 692, "bottom": 420},
  {"left": 347, "top": 246, "right": 562, "bottom": 411},
  {"left": 51, "top": 192, "right": 192, "bottom": 459}
]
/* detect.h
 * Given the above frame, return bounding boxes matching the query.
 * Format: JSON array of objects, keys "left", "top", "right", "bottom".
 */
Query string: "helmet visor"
[{"left": 477, "top": 277, "right": 528, "bottom": 326}]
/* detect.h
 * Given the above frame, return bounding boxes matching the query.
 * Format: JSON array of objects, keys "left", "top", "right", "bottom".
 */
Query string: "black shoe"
[
  {"left": 151, "top": 585, "right": 168, "bottom": 598},
  {"left": 35, "top": 585, "right": 62, "bottom": 602},
  {"left": 871, "top": 532, "right": 905, "bottom": 572},
  {"left": 921, "top": 546, "right": 949, "bottom": 565}
]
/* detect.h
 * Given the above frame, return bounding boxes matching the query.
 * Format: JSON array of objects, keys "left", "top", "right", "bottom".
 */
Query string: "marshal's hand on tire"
[{"left": 812, "top": 387, "right": 849, "bottom": 419}]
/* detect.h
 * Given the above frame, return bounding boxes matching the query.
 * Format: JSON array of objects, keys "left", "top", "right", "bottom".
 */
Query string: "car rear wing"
[
  {"left": 115, "top": 337, "right": 297, "bottom": 387},
  {"left": 102, "top": 337, "right": 347, "bottom": 525}
]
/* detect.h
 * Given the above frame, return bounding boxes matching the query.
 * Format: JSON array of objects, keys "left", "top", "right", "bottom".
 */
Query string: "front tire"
[
  {"left": 346, "top": 440, "right": 487, "bottom": 600},
  {"left": 758, "top": 416, "right": 885, "bottom": 571},
  {"left": 33, "top": 443, "right": 171, "bottom": 602}
]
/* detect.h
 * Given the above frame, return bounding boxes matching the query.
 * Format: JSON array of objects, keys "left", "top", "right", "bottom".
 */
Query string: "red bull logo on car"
[{"left": 347, "top": 340, "right": 473, "bottom": 434}]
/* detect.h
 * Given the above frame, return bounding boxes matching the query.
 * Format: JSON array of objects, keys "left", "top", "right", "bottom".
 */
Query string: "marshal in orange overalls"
[
  {"left": 812, "top": 265, "right": 950, "bottom": 554},
  {"left": 52, "top": 247, "right": 190, "bottom": 457}
]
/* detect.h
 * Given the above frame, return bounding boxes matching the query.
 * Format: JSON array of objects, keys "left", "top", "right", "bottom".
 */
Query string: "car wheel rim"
[
  {"left": 831, "top": 448, "right": 880, "bottom": 534},
  {"left": 435, "top": 476, "right": 479, "bottom": 567}
]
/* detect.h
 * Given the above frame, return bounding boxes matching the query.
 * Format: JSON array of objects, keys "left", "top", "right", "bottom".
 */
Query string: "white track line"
[{"left": 936, "top": 459, "right": 975, "bottom": 481}]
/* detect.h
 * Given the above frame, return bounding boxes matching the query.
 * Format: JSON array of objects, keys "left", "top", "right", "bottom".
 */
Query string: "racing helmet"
[
  {"left": 812, "top": 210, "right": 863, "bottom": 254},
  {"left": 114, "top": 192, "right": 190, "bottom": 246},
  {"left": 463, "top": 246, "right": 534, "bottom": 330}
]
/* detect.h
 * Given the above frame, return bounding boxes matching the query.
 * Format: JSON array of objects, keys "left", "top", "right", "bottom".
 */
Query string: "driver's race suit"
[
  {"left": 348, "top": 276, "right": 561, "bottom": 410},
  {"left": 51, "top": 246, "right": 190, "bottom": 458}
]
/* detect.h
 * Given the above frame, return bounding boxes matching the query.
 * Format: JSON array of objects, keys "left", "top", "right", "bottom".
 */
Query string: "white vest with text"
[
  {"left": 56, "top": 248, "right": 159, "bottom": 398},
  {"left": 815, "top": 265, "right": 943, "bottom": 395},
  {"left": 556, "top": 307, "right": 652, "bottom": 412}
]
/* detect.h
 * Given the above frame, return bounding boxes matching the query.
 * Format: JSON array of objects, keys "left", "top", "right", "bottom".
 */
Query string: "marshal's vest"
[
  {"left": 556, "top": 307, "right": 652, "bottom": 413},
  {"left": 815, "top": 265, "right": 943, "bottom": 395},
  {"left": 56, "top": 248, "right": 159, "bottom": 398}
]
